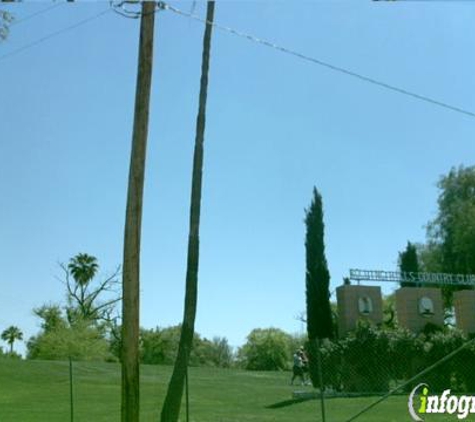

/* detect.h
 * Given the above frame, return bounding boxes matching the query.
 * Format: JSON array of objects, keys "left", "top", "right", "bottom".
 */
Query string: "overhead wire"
[
  {"left": 10, "top": 2, "right": 65, "bottom": 26},
  {"left": 1, "top": 1, "right": 474, "bottom": 119},
  {"left": 160, "top": 2, "right": 475, "bottom": 119},
  {"left": 0, "top": 7, "right": 111, "bottom": 62}
]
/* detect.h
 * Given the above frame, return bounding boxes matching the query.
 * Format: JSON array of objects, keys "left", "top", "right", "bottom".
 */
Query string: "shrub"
[
  {"left": 338, "top": 321, "right": 392, "bottom": 392},
  {"left": 139, "top": 326, "right": 234, "bottom": 367},
  {"left": 314, "top": 324, "right": 475, "bottom": 394},
  {"left": 27, "top": 322, "right": 110, "bottom": 361},
  {"left": 237, "top": 328, "right": 293, "bottom": 371}
]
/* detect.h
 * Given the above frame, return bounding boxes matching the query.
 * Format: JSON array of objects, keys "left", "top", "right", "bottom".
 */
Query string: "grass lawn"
[{"left": 0, "top": 358, "right": 460, "bottom": 421}]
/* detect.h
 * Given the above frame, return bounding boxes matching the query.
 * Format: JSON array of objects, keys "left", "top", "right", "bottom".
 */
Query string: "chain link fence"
[
  {"left": 2, "top": 327, "right": 475, "bottom": 421},
  {"left": 296, "top": 323, "right": 475, "bottom": 421}
]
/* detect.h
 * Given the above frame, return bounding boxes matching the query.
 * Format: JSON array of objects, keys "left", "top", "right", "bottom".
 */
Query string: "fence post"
[
  {"left": 316, "top": 338, "right": 326, "bottom": 422},
  {"left": 185, "top": 365, "right": 190, "bottom": 422},
  {"left": 69, "top": 357, "right": 74, "bottom": 422}
]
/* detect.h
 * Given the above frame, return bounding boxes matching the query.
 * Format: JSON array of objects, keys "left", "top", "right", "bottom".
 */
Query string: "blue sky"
[{"left": 1, "top": 1, "right": 475, "bottom": 356}]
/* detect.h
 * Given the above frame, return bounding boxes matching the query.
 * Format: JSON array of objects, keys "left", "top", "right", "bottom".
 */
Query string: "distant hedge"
[{"left": 307, "top": 321, "right": 475, "bottom": 393}]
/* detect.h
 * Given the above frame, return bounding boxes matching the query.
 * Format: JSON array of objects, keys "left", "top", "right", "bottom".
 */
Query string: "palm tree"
[
  {"left": 68, "top": 253, "right": 99, "bottom": 286},
  {"left": 64, "top": 253, "right": 120, "bottom": 324},
  {"left": 1, "top": 326, "right": 23, "bottom": 354},
  {"left": 161, "top": 2, "right": 215, "bottom": 421}
]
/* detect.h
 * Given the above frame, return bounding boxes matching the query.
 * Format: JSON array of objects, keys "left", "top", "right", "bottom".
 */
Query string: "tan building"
[
  {"left": 395, "top": 287, "right": 444, "bottom": 332},
  {"left": 454, "top": 290, "right": 475, "bottom": 335},
  {"left": 336, "top": 285, "right": 383, "bottom": 337}
]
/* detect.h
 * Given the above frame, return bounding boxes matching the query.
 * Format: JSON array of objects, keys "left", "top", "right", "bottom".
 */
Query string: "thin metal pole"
[
  {"left": 185, "top": 365, "right": 190, "bottom": 422},
  {"left": 316, "top": 338, "right": 326, "bottom": 422},
  {"left": 69, "top": 357, "right": 74, "bottom": 422}
]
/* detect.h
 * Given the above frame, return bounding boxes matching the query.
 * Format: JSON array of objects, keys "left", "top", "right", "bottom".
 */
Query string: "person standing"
[
  {"left": 299, "top": 347, "right": 310, "bottom": 385},
  {"left": 291, "top": 350, "right": 305, "bottom": 385}
]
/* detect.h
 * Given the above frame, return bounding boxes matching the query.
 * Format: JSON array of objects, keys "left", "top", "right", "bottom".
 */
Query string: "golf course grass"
[{"left": 0, "top": 358, "right": 459, "bottom": 421}]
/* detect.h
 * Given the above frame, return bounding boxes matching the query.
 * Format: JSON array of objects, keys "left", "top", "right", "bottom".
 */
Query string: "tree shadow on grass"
[{"left": 266, "top": 397, "right": 315, "bottom": 409}]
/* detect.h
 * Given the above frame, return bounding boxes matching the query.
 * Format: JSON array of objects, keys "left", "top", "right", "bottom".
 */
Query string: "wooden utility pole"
[
  {"left": 160, "top": 2, "right": 215, "bottom": 421},
  {"left": 121, "top": 2, "right": 155, "bottom": 421}
]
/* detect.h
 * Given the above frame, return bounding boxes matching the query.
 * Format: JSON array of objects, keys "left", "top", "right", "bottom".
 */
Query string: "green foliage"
[
  {"left": 305, "top": 187, "right": 333, "bottom": 341},
  {"left": 288, "top": 332, "right": 307, "bottom": 357},
  {"left": 413, "top": 329, "right": 466, "bottom": 392},
  {"left": 425, "top": 166, "right": 475, "bottom": 303},
  {"left": 63, "top": 253, "right": 120, "bottom": 326},
  {"left": 382, "top": 294, "right": 396, "bottom": 329},
  {"left": 27, "top": 321, "right": 110, "bottom": 361},
  {"left": 398, "top": 241, "right": 420, "bottom": 287},
  {"left": 0, "top": 10, "right": 13, "bottom": 41},
  {"left": 428, "top": 165, "right": 475, "bottom": 274},
  {"left": 305, "top": 187, "right": 333, "bottom": 389},
  {"left": 33, "top": 304, "right": 67, "bottom": 333},
  {"left": 418, "top": 241, "right": 444, "bottom": 273},
  {"left": 0, "top": 346, "right": 19, "bottom": 360},
  {"left": 0, "top": 351, "right": 22, "bottom": 360},
  {"left": 140, "top": 326, "right": 180, "bottom": 365},
  {"left": 28, "top": 302, "right": 111, "bottom": 361},
  {"left": 237, "top": 328, "right": 293, "bottom": 371},
  {"left": 314, "top": 323, "right": 475, "bottom": 393},
  {"left": 68, "top": 253, "right": 99, "bottom": 287},
  {"left": 1, "top": 326, "right": 23, "bottom": 354},
  {"left": 29, "top": 254, "right": 121, "bottom": 362},
  {"left": 193, "top": 336, "right": 234, "bottom": 368},
  {"left": 139, "top": 326, "right": 233, "bottom": 368},
  {"left": 339, "top": 322, "right": 392, "bottom": 392},
  {"left": 308, "top": 338, "right": 343, "bottom": 390}
]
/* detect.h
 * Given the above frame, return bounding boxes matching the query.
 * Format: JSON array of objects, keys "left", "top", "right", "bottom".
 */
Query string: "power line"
[
  {"left": 0, "top": 7, "right": 111, "bottom": 62},
  {"left": 10, "top": 2, "right": 65, "bottom": 26},
  {"left": 161, "top": 2, "right": 475, "bottom": 119},
  {"left": 2, "top": 1, "right": 473, "bottom": 119}
]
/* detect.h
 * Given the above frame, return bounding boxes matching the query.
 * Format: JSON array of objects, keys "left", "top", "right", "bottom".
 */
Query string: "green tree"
[
  {"left": 68, "top": 253, "right": 99, "bottom": 285},
  {"left": 305, "top": 187, "right": 333, "bottom": 390},
  {"left": 428, "top": 165, "right": 475, "bottom": 275},
  {"left": 418, "top": 242, "right": 444, "bottom": 273},
  {"left": 28, "top": 303, "right": 112, "bottom": 361},
  {"left": 1, "top": 326, "right": 23, "bottom": 354},
  {"left": 140, "top": 326, "right": 233, "bottom": 368},
  {"left": 426, "top": 165, "right": 475, "bottom": 304},
  {"left": 382, "top": 293, "right": 397, "bottom": 329},
  {"left": 305, "top": 188, "right": 333, "bottom": 340},
  {"left": 191, "top": 336, "right": 234, "bottom": 368},
  {"left": 205, "top": 336, "right": 234, "bottom": 368},
  {"left": 140, "top": 326, "right": 180, "bottom": 365},
  {"left": 161, "top": 3, "right": 215, "bottom": 421},
  {"left": 33, "top": 304, "right": 67, "bottom": 333},
  {"left": 27, "top": 321, "right": 109, "bottom": 361},
  {"left": 398, "top": 241, "right": 420, "bottom": 287},
  {"left": 62, "top": 253, "right": 120, "bottom": 327},
  {"left": 237, "top": 328, "right": 292, "bottom": 371}
]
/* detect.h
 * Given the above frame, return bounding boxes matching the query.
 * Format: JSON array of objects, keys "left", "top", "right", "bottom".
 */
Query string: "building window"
[
  {"left": 358, "top": 296, "right": 373, "bottom": 315},
  {"left": 419, "top": 297, "right": 435, "bottom": 317}
]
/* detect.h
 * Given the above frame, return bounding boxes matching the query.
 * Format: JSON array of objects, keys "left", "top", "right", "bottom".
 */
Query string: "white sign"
[{"left": 349, "top": 269, "right": 475, "bottom": 287}]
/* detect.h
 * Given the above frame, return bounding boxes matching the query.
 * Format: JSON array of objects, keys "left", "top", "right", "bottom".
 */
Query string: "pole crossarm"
[{"left": 349, "top": 268, "right": 475, "bottom": 287}]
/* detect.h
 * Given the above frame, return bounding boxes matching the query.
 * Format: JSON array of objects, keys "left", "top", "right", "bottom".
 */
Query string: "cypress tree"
[
  {"left": 305, "top": 187, "right": 333, "bottom": 341},
  {"left": 305, "top": 187, "right": 333, "bottom": 391},
  {"left": 398, "top": 241, "right": 420, "bottom": 287}
]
